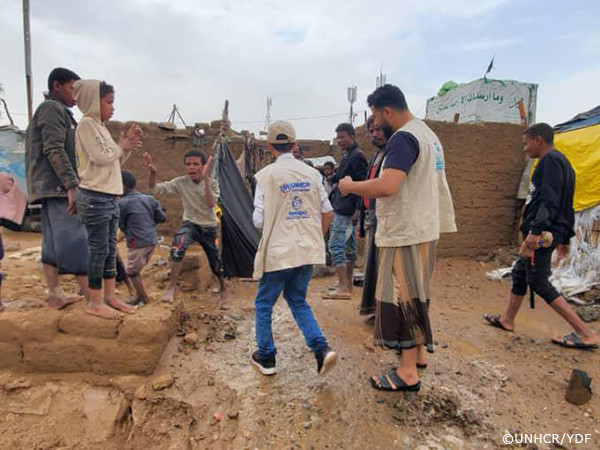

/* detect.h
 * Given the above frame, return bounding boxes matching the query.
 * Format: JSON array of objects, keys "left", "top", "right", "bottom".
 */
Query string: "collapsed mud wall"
[
  {"left": 109, "top": 120, "right": 526, "bottom": 258},
  {"left": 0, "top": 304, "right": 180, "bottom": 374}
]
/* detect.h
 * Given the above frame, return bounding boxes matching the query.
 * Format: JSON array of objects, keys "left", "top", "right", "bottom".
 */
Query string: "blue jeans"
[
  {"left": 255, "top": 265, "right": 328, "bottom": 359},
  {"left": 328, "top": 212, "right": 357, "bottom": 268},
  {"left": 76, "top": 189, "right": 119, "bottom": 290}
]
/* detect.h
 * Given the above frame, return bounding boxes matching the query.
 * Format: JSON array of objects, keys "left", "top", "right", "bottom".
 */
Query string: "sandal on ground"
[
  {"left": 551, "top": 332, "right": 599, "bottom": 350},
  {"left": 369, "top": 369, "right": 420, "bottom": 392},
  {"left": 322, "top": 292, "right": 352, "bottom": 300},
  {"left": 483, "top": 314, "right": 513, "bottom": 332},
  {"left": 417, "top": 363, "right": 427, "bottom": 369}
]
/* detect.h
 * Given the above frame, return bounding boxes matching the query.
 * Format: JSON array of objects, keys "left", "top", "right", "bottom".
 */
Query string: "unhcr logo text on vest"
[{"left": 280, "top": 181, "right": 311, "bottom": 193}]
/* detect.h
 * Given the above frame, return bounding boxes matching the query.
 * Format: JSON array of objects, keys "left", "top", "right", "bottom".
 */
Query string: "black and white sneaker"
[
  {"left": 251, "top": 351, "right": 277, "bottom": 376},
  {"left": 315, "top": 347, "right": 338, "bottom": 376}
]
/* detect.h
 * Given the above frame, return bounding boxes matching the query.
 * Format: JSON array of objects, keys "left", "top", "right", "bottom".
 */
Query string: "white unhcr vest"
[
  {"left": 375, "top": 119, "right": 457, "bottom": 247},
  {"left": 253, "top": 157, "right": 326, "bottom": 279}
]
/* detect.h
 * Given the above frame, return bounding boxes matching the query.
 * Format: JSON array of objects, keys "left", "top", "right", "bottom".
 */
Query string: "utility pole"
[
  {"left": 264, "top": 97, "right": 272, "bottom": 131},
  {"left": 23, "top": 0, "right": 33, "bottom": 123},
  {"left": 347, "top": 85, "right": 357, "bottom": 125}
]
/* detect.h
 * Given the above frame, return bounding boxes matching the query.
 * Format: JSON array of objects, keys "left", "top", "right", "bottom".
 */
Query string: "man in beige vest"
[
  {"left": 251, "top": 121, "right": 338, "bottom": 376},
  {"left": 340, "top": 84, "right": 456, "bottom": 392}
]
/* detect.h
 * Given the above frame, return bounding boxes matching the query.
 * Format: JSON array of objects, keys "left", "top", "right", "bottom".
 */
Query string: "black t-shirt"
[
  {"left": 383, "top": 131, "right": 420, "bottom": 173},
  {"left": 521, "top": 149, "right": 575, "bottom": 244}
]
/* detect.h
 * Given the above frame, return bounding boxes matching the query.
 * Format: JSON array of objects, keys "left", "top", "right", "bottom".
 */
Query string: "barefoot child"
[
  {"left": 118, "top": 170, "right": 166, "bottom": 305},
  {"left": 74, "top": 80, "right": 143, "bottom": 320},
  {"left": 144, "top": 150, "right": 229, "bottom": 308},
  {"left": 115, "top": 250, "right": 137, "bottom": 303}
]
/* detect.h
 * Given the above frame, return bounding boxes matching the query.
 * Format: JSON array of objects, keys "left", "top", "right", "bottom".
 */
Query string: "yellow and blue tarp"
[{"left": 553, "top": 106, "right": 600, "bottom": 211}]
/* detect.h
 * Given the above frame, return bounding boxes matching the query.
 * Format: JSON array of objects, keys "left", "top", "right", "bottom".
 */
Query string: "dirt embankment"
[{"left": 1, "top": 231, "right": 598, "bottom": 449}]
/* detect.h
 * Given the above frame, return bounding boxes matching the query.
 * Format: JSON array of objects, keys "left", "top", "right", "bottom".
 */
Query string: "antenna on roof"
[
  {"left": 376, "top": 63, "right": 386, "bottom": 88},
  {"left": 347, "top": 85, "right": 357, "bottom": 125}
]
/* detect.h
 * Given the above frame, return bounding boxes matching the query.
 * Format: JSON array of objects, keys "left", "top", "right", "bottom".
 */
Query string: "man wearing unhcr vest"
[
  {"left": 339, "top": 84, "right": 456, "bottom": 392},
  {"left": 251, "top": 121, "right": 338, "bottom": 377}
]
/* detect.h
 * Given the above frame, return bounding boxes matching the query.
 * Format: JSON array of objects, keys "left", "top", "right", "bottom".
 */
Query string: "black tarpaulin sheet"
[{"left": 215, "top": 140, "right": 260, "bottom": 277}]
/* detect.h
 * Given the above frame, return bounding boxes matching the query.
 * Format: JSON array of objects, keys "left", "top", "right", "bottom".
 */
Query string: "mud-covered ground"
[{"left": 0, "top": 230, "right": 598, "bottom": 449}]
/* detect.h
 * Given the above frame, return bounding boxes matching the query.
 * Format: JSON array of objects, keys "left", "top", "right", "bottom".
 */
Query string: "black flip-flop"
[
  {"left": 483, "top": 314, "right": 514, "bottom": 333},
  {"left": 369, "top": 369, "right": 421, "bottom": 392},
  {"left": 417, "top": 363, "right": 427, "bottom": 370},
  {"left": 551, "top": 332, "right": 599, "bottom": 350}
]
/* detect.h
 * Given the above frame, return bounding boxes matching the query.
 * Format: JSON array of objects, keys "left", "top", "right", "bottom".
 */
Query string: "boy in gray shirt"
[{"left": 144, "top": 149, "right": 229, "bottom": 309}]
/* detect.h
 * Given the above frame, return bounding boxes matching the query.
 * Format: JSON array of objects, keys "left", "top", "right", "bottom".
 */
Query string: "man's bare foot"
[
  {"left": 161, "top": 287, "right": 175, "bottom": 303},
  {"left": 106, "top": 296, "right": 136, "bottom": 314},
  {"left": 322, "top": 289, "right": 351, "bottom": 300},
  {"left": 0, "top": 303, "right": 5, "bottom": 312},
  {"left": 85, "top": 303, "right": 123, "bottom": 320},
  {"left": 47, "top": 294, "right": 83, "bottom": 310},
  {"left": 217, "top": 291, "right": 231, "bottom": 310}
]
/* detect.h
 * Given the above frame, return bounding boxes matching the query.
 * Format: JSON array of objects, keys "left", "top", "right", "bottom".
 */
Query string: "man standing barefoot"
[{"left": 25, "top": 68, "right": 89, "bottom": 309}]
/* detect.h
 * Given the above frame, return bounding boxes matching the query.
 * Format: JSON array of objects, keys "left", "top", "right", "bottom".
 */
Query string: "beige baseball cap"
[{"left": 267, "top": 121, "right": 296, "bottom": 144}]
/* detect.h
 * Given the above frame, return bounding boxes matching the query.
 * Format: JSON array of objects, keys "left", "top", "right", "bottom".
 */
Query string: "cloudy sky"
[{"left": 1, "top": 0, "right": 599, "bottom": 139}]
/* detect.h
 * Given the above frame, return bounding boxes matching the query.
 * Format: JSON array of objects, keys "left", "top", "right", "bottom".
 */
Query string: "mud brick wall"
[
  {"left": 356, "top": 121, "right": 527, "bottom": 258},
  {"left": 0, "top": 304, "right": 180, "bottom": 375},
  {"left": 110, "top": 120, "right": 526, "bottom": 259},
  {"left": 107, "top": 121, "right": 333, "bottom": 237}
]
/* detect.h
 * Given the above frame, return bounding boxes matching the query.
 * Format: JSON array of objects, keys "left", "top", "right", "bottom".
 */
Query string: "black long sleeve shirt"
[
  {"left": 521, "top": 149, "right": 575, "bottom": 245},
  {"left": 329, "top": 143, "right": 368, "bottom": 216}
]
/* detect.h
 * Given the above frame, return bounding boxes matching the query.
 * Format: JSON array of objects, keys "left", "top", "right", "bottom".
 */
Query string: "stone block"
[
  {"left": 22, "top": 335, "right": 164, "bottom": 375},
  {"left": 0, "top": 342, "right": 22, "bottom": 369},
  {"left": 118, "top": 303, "right": 180, "bottom": 345},
  {"left": 58, "top": 310, "right": 119, "bottom": 339},
  {"left": 0, "top": 310, "right": 60, "bottom": 344}
]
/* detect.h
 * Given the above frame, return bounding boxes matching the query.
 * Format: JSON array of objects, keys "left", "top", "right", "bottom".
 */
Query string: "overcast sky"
[{"left": 1, "top": 0, "right": 599, "bottom": 139}]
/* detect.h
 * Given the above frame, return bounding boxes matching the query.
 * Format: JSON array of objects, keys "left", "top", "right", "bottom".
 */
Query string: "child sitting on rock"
[
  {"left": 144, "top": 149, "right": 229, "bottom": 309},
  {"left": 118, "top": 170, "right": 166, "bottom": 306}
]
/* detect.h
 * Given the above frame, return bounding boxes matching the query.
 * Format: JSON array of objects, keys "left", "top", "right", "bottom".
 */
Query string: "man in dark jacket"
[
  {"left": 484, "top": 123, "right": 598, "bottom": 350},
  {"left": 25, "top": 67, "right": 90, "bottom": 309},
  {"left": 324, "top": 123, "right": 368, "bottom": 299}
]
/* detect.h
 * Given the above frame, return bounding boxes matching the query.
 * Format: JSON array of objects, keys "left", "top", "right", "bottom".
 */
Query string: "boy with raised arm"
[{"left": 144, "top": 150, "right": 229, "bottom": 308}]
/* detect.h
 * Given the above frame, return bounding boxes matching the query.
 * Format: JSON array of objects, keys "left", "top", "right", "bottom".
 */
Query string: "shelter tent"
[
  {"left": 553, "top": 106, "right": 600, "bottom": 211},
  {"left": 550, "top": 106, "right": 600, "bottom": 301}
]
